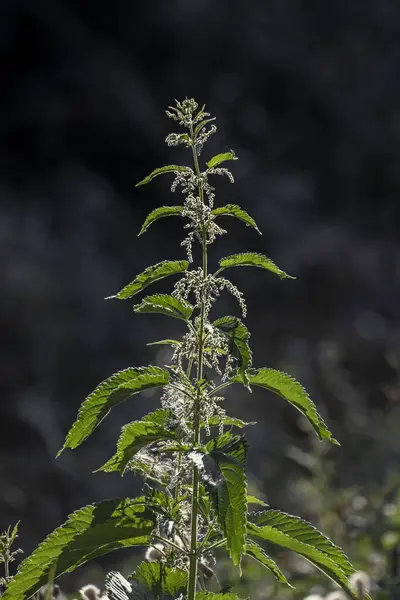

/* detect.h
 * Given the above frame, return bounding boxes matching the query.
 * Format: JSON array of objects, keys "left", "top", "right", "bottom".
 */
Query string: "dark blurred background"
[{"left": 1, "top": 0, "right": 400, "bottom": 590}]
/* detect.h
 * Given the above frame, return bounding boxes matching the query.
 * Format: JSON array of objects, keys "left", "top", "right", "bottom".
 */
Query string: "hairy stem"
[{"left": 187, "top": 125, "right": 207, "bottom": 600}]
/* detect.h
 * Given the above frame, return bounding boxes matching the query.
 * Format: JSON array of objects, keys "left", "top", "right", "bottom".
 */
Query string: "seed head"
[{"left": 349, "top": 571, "right": 371, "bottom": 598}]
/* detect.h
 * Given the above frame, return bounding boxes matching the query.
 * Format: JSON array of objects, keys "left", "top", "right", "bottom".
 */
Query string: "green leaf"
[
  {"left": 218, "top": 252, "right": 295, "bottom": 279},
  {"left": 138, "top": 206, "right": 184, "bottom": 236},
  {"left": 58, "top": 366, "right": 169, "bottom": 455},
  {"left": 134, "top": 294, "right": 193, "bottom": 321},
  {"left": 203, "top": 434, "right": 247, "bottom": 566},
  {"left": 213, "top": 317, "right": 252, "bottom": 385},
  {"left": 247, "top": 495, "right": 268, "bottom": 507},
  {"left": 206, "top": 151, "right": 237, "bottom": 169},
  {"left": 135, "top": 165, "right": 190, "bottom": 187},
  {"left": 194, "top": 117, "right": 216, "bottom": 137},
  {"left": 2, "top": 498, "right": 156, "bottom": 600},
  {"left": 147, "top": 339, "right": 180, "bottom": 346},
  {"left": 245, "top": 539, "right": 291, "bottom": 586},
  {"left": 141, "top": 408, "right": 171, "bottom": 426},
  {"left": 135, "top": 562, "right": 187, "bottom": 596},
  {"left": 232, "top": 368, "right": 338, "bottom": 445},
  {"left": 248, "top": 509, "right": 356, "bottom": 597},
  {"left": 107, "top": 260, "right": 189, "bottom": 299},
  {"left": 212, "top": 204, "right": 261, "bottom": 234},
  {"left": 98, "top": 420, "right": 177, "bottom": 474}
]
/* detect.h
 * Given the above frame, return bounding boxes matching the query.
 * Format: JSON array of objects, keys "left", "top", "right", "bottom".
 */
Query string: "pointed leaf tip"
[
  {"left": 212, "top": 204, "right": 261, "bottom": 234},
  {"left": 58, "top": 366, "right": 169, "bottom": 454},
  {"left": 233, "top": 368, "right": 338, "bottom": 445},
  {"left": 135, "top": 165, "right": 191, "bottom": 187},
  {"left": 138, "top": 206, "right": 184, "bottom": 236},
  {"left": 108, "top": 260, "right": 189, "bottom": 300},
  {"left": 218, "top": 253, "right": 295, "bottom": 279},
  {"left": 206, "top": 151, "right": 237, "bottom": 169}
]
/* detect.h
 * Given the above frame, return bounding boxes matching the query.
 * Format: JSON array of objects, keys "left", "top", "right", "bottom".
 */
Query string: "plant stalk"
[{"left": 187, "top": 125, "right": 208, "bottom": 600}]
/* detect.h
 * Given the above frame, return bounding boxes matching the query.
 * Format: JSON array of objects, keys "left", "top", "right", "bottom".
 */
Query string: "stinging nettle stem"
[{"left": 187, "top": 121, "right": 207, "bottom": 600}]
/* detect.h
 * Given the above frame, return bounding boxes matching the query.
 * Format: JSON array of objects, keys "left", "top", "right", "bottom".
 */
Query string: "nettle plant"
[{"left": 4, "top": 99, "right": 363, "bottom": 600}]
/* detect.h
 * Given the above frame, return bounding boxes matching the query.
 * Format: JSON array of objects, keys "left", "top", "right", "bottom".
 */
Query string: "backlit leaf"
[
  {"left": 212, "top": 204, "right": 261, "bottom": 234},
  {"left": 135, "top": 165, "right": 191, "bottom": 187},
  {"left": 134, "top": 561, "right": 187, "bottom": 596},
  {"left": 245, "top": 540, "right": 291, "bottom": 585},
  {"left": 2, "top": 499, "right": 156, "bottom": 600},
  {"left": 107, "top": 261, "right": 189, "bottom": 299},
  {"left": 58, "top": 366, "right": 169, "bottom": 454},
  {"left": 213, "top": 316, "right": 252, "bottom": 385},
  {"left": 98, "top": 420, "right": 177, "bottom": 474},
  {"left": 138, "top": 206, "right": 184, "bottom": 236},
  {"left": 248, "top": 509, "right": 356, "bottom": 597},
  {"left": 134, "top": 294, "right": 193, "bottom": 321},
  {"left": 206, "top": 151, "right": 237, "bottom": 169},
  {"left": 218, "top": 253, "right": 294, "bottom": 279},
  {"left": 203, "top": 434, "right": 247, "bottom": 566},
  {"left": 232, "top": 368, "right": 338, "bottom": 445}
]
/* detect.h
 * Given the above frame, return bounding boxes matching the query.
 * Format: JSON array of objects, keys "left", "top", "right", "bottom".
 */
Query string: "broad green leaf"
[
  {"left": 2, "top": 498, "right": 156, "bottom": 600},
  {"left": 58, "top": 366, "right": 169, "bottom": 455},
  {"left": 213, "top": 316, "right": 252, "bottom": 385},
  {"left": 98, "top": 420, "right": 177, "bottom": 474},
  {"left": 248, "top": 510, "right": 356, "bottom": 597},
  {"left": 245, "top": 540, "right": 291, "bottom": 586},
  {"left": 203, "top": 434, "right": 247, "bottom": 566},
  {"left": 232, "top": 368, "right": 338, "bottom": 445},
  {"left": 138, "top": 206, "right": 184, "bottom": 236},
  {"left": 206, "top": 151, "right": 237, "bottom": 169},
  {"left": 141, "top": 408, "right": 171, "bottom": 426},
  {"left": 135, "top": 165, "right": 190, "bottom": 187},
  {"left": 107, "top": 260, "right": 189, "bottom": 299},
  {"left": 247, "top": 495, "right": 268, "bottom": 507},
  {"left": 212, "top": 204, "right": 261, "bottom": 234},
  {"left": 194, "top": 117, "right": 216, "bottom": 137},
  {"left": 218, "top": 252, "right": 295, "bottom": 279},
  {"left": 134, "top": 294, "right": 193, "bottom": 321},
  {"left": 147, "top": 339, "right": 180, "bottom": 346},
  {"left": 135, "top": 562, "right": 187, "bottom": 596}
]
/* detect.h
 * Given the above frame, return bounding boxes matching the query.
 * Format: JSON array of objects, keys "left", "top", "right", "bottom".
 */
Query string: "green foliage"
[
  {"left": 106, "top": 260, "right": 189, "bottom": 299},
  {"left": 98, "top": 418, "right": 178, "bottom": 474},
  {"left": 134, "top": 294, "right": 193, "bottom": 321},
  {"left": 138, "top": 205, "right": 184, "bottom": 236},
  {"left": 211, "top": 204, "right": 261, "bottom": 234},
  {"left": 135, "top": 165, "right": 191, "bottom": 187},
  {"left": 244, "top": 539, "right": 291, "bottom": 585},
  {"left": 134, "top": 562, "right": 187, "bottom": 596},
  {"left": 9, "top": 98, "right": 356, "bottom": 600},
  {"left": 248, "top": 509, "right": 356, "bottom": 596},
  {"left": 2, "top": 499, "right": 156, "bottom": 600},
  {"left": 218, "top": 252, "right": 295, "bottom": 279},
  {"left": 204, "top": 434, "right": 248, "bottom": 566},
  {"left": 213, "top": 316, "right": 252, "bottom": 385},
  {"left": 58, "top": 366, "right": 169, "bottom": 454},
  {"left": 232, "top": 368, "right": 338, "bottom": 444},
  {"left": 206, "top": 151, "right": 237, "bottom": 169},
  {"left": 147, "top": 338, "right": 180, "bottom": 346}
]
